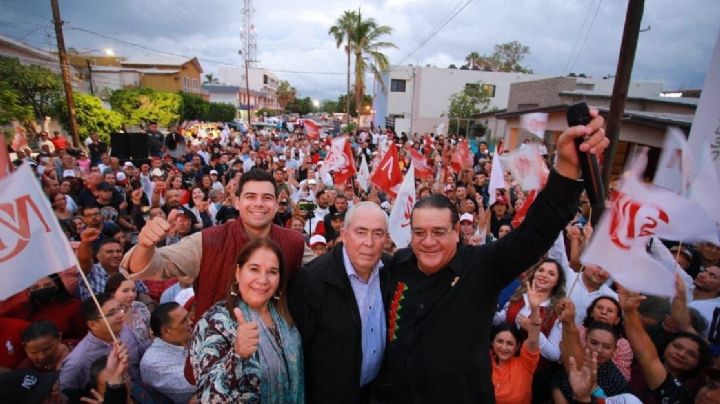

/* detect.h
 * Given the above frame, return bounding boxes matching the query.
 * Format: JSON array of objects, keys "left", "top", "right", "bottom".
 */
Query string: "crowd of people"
[{"left": 1, "top": 112, "right": 719, "bottom": 404}]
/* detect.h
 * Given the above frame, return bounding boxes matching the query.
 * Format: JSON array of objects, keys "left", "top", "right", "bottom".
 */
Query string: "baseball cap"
[
  {"left": 0, "top": 369, "right": 58, "bottom": 404},
  {"left": 309, "top": 235, "right": 327, "bottom": 248},
  {"left": 209, "top": 169, "right": 218, "bottom": 175},
  {"left": 62, "top": 169, "right": 75, "bottom": 178},
  {"left": 123, "top": 161, "right": 134, "bottom": 168},
  {"left": 115, "top": 172, "right": 127, "bottom": 182},
  {"left": 150, "top": 168, "right": 164, "bottom": 178},
  {"left": 460, "top": 213, "right": 474, "bottom": 223},
  {"left": 669, "top": 245, "right": 693, "bottom": 259}
]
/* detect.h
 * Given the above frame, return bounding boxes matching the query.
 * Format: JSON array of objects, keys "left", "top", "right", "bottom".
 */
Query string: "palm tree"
[
  {"left": 276, "top": 80, "right": 296, "bottom": 111},
  {"left": 350, "top": 11, "right": 395, "bottom": 118},
  {"left": 204, "top": 73, "right": 219, "bottom": 84},
  {"left": 465, "top": 52, "right": 481, "bottom": 69},
  {"left": 328, "top": 10, "right": 358, "bottom": 121}
]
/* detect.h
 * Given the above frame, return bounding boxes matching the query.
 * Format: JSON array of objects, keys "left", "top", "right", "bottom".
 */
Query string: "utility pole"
[
  {"left": 602, "top": 0, "right": 645, "bottom": 188},
  {"left": 50, "top": 0, "right": 80, "bottom": 147},
  {"left": 86, "top": 59, "right": 94, "bottom": 95},
  {"left": 409, "top": 67, "right": 416, "bottom": 137}
]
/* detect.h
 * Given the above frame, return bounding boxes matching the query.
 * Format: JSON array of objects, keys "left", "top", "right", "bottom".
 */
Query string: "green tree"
[
  {"left": 285, "top": 97, "right": 313, "bottom": 115},
  {"left": 205, "top": 103, "right": 236, "bottom": 122},
  {"left": 276, "top": 80, "right": 297, "bottom": 111},
  {"left": 447, "top": 82, "right": 491, "bottom": 137},
  {"left": 320, "top": 100, "right": 339, "bottom": 113},
  {"left": 203, "top": 73, "right": 219, "bottom": 84},
  {"left": 329, "top": 10, "right": 359, "bottom": 122},
  {"left": 55, "top": 92, "right": 123, "bottom": 142},
  {"left": 0, "top": 81, "right": 33, "bottom": 125},
  {"left": 464, "top": 41, "right": 533, "bottom": 73},
  {"left": 350, "top": 12, "right": 395, "bottom": 117},
  {"left": 0, "top": 56, "right": 62, "bottom": 124},
  {"left": 109, "top": 88, "right": 182, "bottom": 128},
  {"left": 180, "top": 93, "right": 209, "bottom": 121},
  {"left": 337, "top": 93, "right": 372, "bottom": 117}
]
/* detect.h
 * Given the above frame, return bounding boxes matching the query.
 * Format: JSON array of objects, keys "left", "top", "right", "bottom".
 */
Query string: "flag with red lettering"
[
  {"left": 582, "top": 173, "right": 719, "bottom": 296},
  {"left": 388, "top": 162, "right": 416, "bottom": 248},
  {"left": 0, "top": 164, "right": 77, "bottom": 299},
  {"left": 409, "top": 147, "right": 434, "bottom": 179},
  {"left": 304, "top": 119, "right": 321, "bottom": 140},
  {"left": 371, "top": 143, "right": 403, "bottom": 198},
  {"left": 319, "top": 137, "right": 356, "bottom": 185}
]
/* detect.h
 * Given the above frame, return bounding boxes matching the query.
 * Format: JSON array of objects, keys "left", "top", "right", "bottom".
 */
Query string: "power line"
[
  {"left": 68, "top": 26, "right": 347, "bottom": 76},
  {"left": 397, "top": 0, "right": 474, "bottom": 65},
  {"left": 563, "top": 0, "right": 597, "bottom": 73},
  {"left": 568, "top": 0, "right": 604, "bottom": 73}
]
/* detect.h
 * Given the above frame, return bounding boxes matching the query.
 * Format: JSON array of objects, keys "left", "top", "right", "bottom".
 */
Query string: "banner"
[
  {"left": 388, "top": 163, "right": 416, "bottom": 248},
  {"left": 304, "top": 119, "right": 320, "bottom": 140},
  {"left": 520, "top": 113, "right": 548, "bottom": 139},
  {"left": 500, "top": 144, "right": 549, "bottom": 191},
  {"left": 0, "top": 164, "right": 77, "bottom": 299}
]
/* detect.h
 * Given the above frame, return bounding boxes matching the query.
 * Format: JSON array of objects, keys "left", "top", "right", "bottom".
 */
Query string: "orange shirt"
[{"left": 491, "top": 343, "right": 540, "bottom": 404}]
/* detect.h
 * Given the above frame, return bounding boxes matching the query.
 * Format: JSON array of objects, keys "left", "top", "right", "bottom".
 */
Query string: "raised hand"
[
  {"left": 582, "top": 223, "right": 594, "bottom": 242},
  {"left": 526, "top": 281, "right": 544, "bottom": 309},
  {"left": 80, "top": 227, "right": 102, "bottom": 244},
  {"left": 233, "top": 308, "right": 259, "bottom": 360},
  {"left": 105, "top": 341, "right": 129, "bottom": 385},
  {"left": 137, "top": 212, "right": 174, "bottom": 247},
  {"left": 555, "top": 107, "right": 608, "bottom": 179},
  {"left": 556, "top": 298, "right": 576, "bottom": 324},
  {"left": 568, "top": 349, "right": 597, "bottom": 402},
  {"left": 617, "top": 284, "right": 646, "bottom": 314}
]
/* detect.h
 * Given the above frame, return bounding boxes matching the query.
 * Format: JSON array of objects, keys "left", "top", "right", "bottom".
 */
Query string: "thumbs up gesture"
[{"left": 233, "top": 308, "right": 259, "bottom": 359}]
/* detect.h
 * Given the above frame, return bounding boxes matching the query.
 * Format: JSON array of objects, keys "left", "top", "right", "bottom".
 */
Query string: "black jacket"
[
  {"left": 384, "top": 170, "right": 583, "bottom": 403},
  {"left": 288, "top": 244, "right": 392, "bottom": 404}
]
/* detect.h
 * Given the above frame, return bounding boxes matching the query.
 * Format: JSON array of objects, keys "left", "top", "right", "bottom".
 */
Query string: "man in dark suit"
[{"left": 289, "top": 202, "right": 391, "bottom": 404}]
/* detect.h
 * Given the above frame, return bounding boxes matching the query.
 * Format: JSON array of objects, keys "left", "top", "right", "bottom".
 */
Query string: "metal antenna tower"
[{"left": 240, "top": 0, "right": 258, "bottom": 68}]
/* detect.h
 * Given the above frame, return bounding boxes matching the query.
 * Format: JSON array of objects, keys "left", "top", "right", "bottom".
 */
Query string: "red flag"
[
  {"left": 371, "top": 144, "right": 403, "bottom": 198},
  {"left": 333, "top": 139, "right": 356, "bottom": 185},
  {"left": 511, "top": 189, "right": 537, "bottom": 228},
  {"left": 409, "top": 147, "right": 434, "bottom": 179},
  {"left": 422, "top": 134, "right": 434, "bottom": 155},
  {"left": 304, "top": 119, "right": 320, "bottom": 140}
]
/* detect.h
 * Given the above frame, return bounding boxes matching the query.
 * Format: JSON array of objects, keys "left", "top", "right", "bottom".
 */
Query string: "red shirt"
[
  {"left": 2, "top": 299, "right": 87, "bottom": 341},
  {"left": 0, "top": 318, "right": 30, "bottom": 369}
]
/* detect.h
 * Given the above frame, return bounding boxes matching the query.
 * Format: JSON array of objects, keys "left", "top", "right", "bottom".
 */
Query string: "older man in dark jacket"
[{"left": 289, "top": 202, "right": 392, "bottom": 404}]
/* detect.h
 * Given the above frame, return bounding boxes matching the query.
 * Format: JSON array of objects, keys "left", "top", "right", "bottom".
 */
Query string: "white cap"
[
  {"left": 380, "top": 201, "right": 391, "bottom": 210},
  {"left": 150, "top": 168, "right": 164, "bottom": 177},
  {"left": 174, "top": 287, "right": 195, "bottom": 307},
  {"left": 115, "top": 172, "right": 127, "bottom": 181},
  {"left": 62, "top": 169, "right": 75, "bottom": 178},
  {"left": 209, "top": 169, "right": 218, "bottom": 175},
  {"left": 124, "top": 161, "right": 134, "bottom": 167},
  {"left": 309, "top": 235, "right": 327, "bottom": 247},
  {"left": 460, "top": 213, "right": 474, "bottom": 223}
]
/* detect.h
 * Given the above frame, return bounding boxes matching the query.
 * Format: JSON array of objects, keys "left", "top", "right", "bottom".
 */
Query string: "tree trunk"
[
  {"left": 354, "top": 51, "right": 363, "bottom": 122},
  {"left": 346, "top": 46, "right": 351, "bottom": 123}
]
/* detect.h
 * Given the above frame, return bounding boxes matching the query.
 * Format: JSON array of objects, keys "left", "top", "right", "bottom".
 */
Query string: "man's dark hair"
[
  {"left": 335, "top": 194, "right": 348, "bottom": 201},
  {"left": 237, "top": 169, "right": 277, "bottom": 197},
  {"left": 80, "top": 205, "right": 99, "bottom": 215},
  {"left": 411, "top": 193, "right": 459, "bottom": 227},
  {"left": 81, "top": 292, "right": 113, "bottom": 322},
  {"left": 21, "top": 320, "right": 60, "bottom": 343},
  {"left": 150, "top": 302, "right": 181, "bottom": 337},
  {"left": 315, "top": 189, "right": 326, "bottom": 199},
  {"left": 96, "top": 238, "right": 122, "bottom": 253}
]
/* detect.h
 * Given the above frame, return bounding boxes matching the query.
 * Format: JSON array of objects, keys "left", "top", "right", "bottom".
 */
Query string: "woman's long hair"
[{"left": 226, "top": 238, "right": 293, "bottom": 325}]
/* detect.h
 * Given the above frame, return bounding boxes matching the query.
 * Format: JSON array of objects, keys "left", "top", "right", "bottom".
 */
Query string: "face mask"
[{"left": 29, "top": 287, "right": 59, "bottom": 306}]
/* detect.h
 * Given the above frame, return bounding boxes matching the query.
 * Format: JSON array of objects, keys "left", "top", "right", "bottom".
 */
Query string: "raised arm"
[
  {"left": 558, "top": 298, "right": 586, "bottom": 373},
  {"left": 524, "top": 282, "right": 543, "bottom": 353},
  {"left": 618, "top": 285, "right": 667, "bottom": 390}
]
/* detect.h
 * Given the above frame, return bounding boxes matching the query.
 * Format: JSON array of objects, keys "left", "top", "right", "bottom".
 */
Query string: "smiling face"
[
  {"left": 234, "top": 181, "right": 278, "bottom": 232},
  {"left": 531, "top": 261, "right": 560, "bottom": 292},
  {"left": 113, "top": 280, "right": 137, "bottom": 306},
  {"left": 410, "top": 207, "right": 459, "bottom": 275},
  {"left": 492, "top": 330, "right": 519, "bottom": 362},
  {"left": 235, "top": 247, "right": 281, "bottom": 310}
]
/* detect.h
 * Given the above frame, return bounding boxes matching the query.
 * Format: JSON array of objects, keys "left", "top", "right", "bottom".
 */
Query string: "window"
[
  {"left": 183, "top": 77, "right": 190, "bottom": 92},
  {"left": 465, "top": 83, "right": 480, "bottom": 92},
  {"left": 263, "top": 74, "right": 268, "bottom": 84},
  {"left": 482, "top": 84, "right": 496, "bottom": 97},
  {"left": 390, "top": 79, "right": 406, "bottom": 92}
]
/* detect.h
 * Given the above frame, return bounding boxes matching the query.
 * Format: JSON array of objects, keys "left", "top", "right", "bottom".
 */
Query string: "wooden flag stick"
[
  {"left": 567, "top": 265, "right": 585, "bottom": 297},
  {"left": 73, "top": 257, "right": 118, "bottom": 343}
]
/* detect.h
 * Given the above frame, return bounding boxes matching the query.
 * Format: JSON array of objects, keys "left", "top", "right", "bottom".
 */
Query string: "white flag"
[
  {"left": 520, "top": 113, "right": 548, "bottom": 139},
  {"left": 654, "top": 127, "right": 693, "bottom": 194},
  {"left": 500, "top": 144, "right": 549, "bottom": 191},
  {"left": 388, "top": 163, "right": 416, "bottom": 248},
  {"left": 357, "top": 154, "right": 370, "bottom": 192},
  {"left": 488, "top": 150, "right": 505, "bottom": 206},
  {"left": 436, "top": 121, "right": 446, "bottom": 136},
  {"left": 0, "top": 164, "right": 77, "bottom": 299},
  {"left": 319, "top": 137, "right": 348, "bottom": 178},
  {"left": 582, "top": 174, "right": 719, "bottom": 296},
  {"left": 688, "top": 142, "right": 720, "bottom": 224}
]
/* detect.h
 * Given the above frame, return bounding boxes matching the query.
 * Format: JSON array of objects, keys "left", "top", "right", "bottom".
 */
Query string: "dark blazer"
[{"left": 288, "top": 243, "right": 392, "bottom": 404}]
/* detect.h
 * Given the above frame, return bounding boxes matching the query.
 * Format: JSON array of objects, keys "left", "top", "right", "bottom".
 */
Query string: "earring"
[
  {"left": 230, "top": 281, "right": 239, "bottom": 296},
  {"left": 273, "top": 291, "right": 282, "bottom": 300}
]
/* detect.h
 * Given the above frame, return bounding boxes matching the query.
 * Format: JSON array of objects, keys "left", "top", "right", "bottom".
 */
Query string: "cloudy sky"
[{"left": 2, "top": 0, "right": 719, "bottom": 100}]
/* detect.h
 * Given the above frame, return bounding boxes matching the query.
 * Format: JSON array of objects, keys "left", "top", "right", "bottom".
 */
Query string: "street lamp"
[{"left": 312, "top": 99, "right": 320, "bottom": 110}]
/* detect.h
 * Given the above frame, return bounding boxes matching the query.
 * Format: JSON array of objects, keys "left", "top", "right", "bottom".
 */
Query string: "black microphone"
[{"left": 566, "top": 102, "right": 605, "bottom": 207}]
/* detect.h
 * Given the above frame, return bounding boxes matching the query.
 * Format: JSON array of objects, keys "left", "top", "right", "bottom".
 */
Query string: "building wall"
[
  {"left": 374, "top": 65, "right": 549, "bottom": 135},
  {"left": 208, "top": 92, "right": 238, "bottom": 106}
]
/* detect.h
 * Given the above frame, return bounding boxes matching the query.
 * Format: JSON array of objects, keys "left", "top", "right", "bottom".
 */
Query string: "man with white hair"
[{"left": 289, "top": 201, "right": 392, "bottom": 404}]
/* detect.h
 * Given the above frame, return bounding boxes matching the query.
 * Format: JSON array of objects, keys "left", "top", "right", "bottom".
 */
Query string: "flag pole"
[
  {"left": 73, "top": 257, "right": 119, "bottom": 343},
  {"left": 567, "top": 265, "right": 585, "bottom": 297}
]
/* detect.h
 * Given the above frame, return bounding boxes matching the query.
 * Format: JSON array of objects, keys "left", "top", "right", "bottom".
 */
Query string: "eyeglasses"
[
  {"left": 411, "top": 228, "right": 452, "bottom": 241},
  {"left": 96, "top": 306, "right": 125, "bottom": 320}
]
